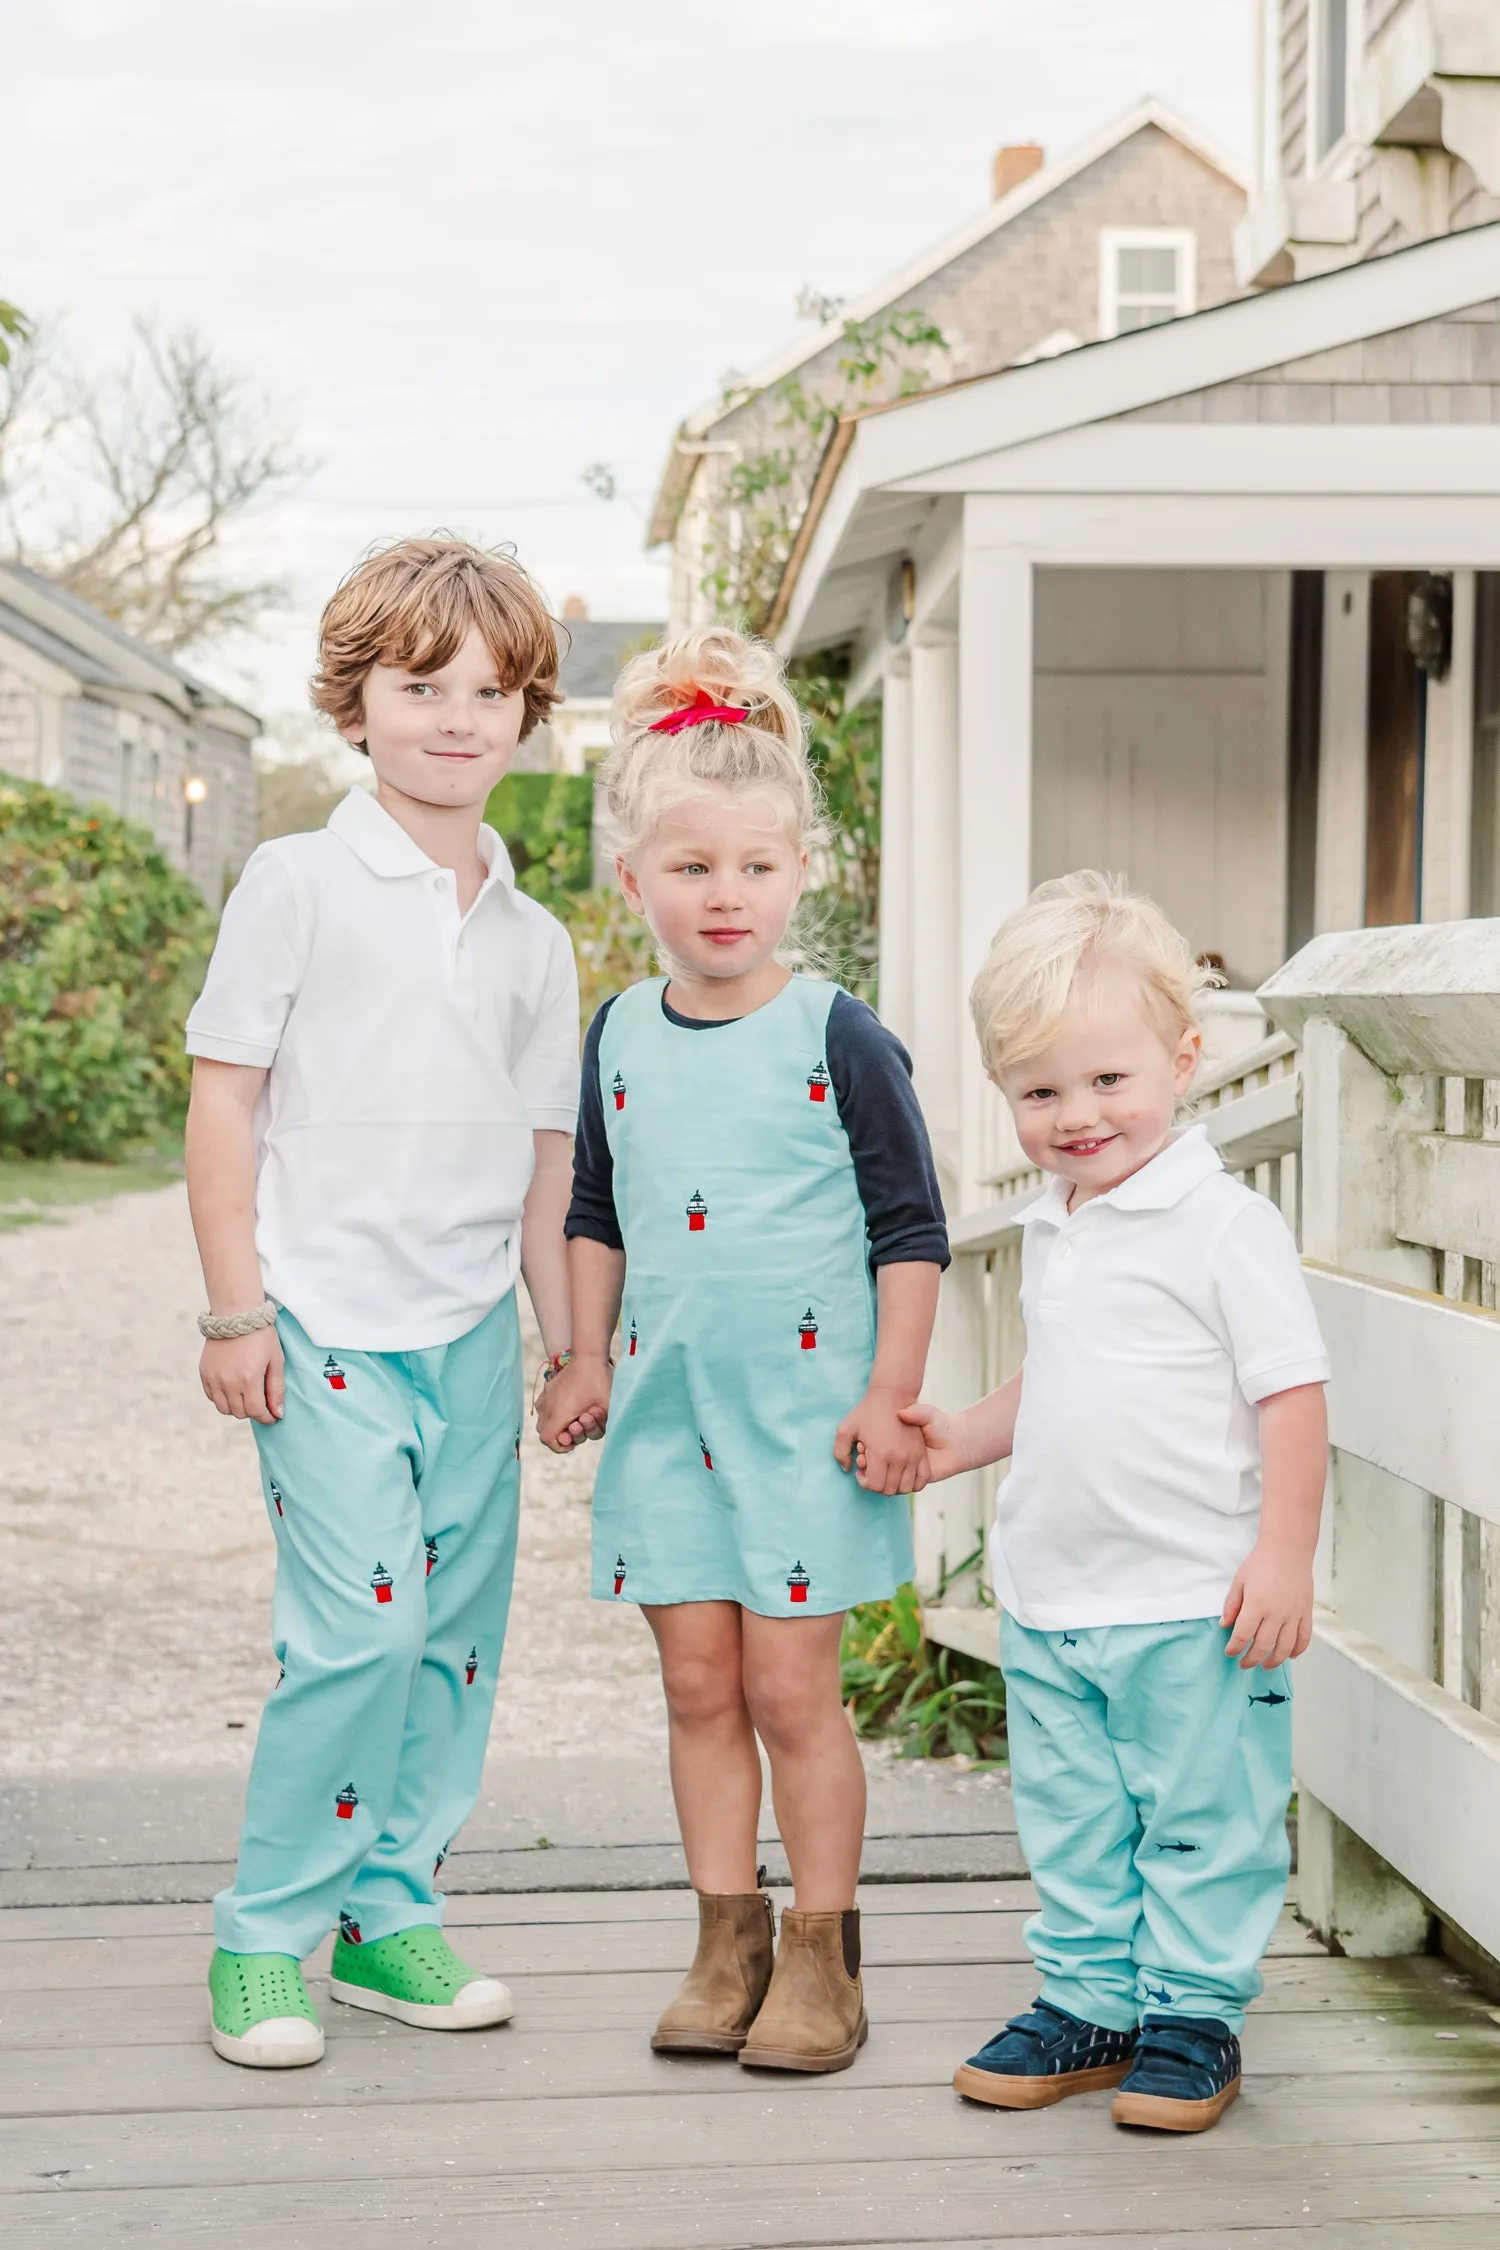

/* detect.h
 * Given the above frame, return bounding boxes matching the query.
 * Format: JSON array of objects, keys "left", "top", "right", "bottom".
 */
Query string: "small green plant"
[
  {"left": 841, "top": 1563, "right": 1007, "bottom": 1764},
  {"left": 0, "top": 780, "right": 213, "bottom": 1160},
  {"left": 484, "top": 772, "right": 594, "bottom": 917},
  {"left": 565, "top": 884, "right": 658, "bottom": 1033}
]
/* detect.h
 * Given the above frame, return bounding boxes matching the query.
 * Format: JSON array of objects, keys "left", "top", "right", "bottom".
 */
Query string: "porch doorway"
[{"left": 1363, "top": 571, "right": 1426, "bottom": 928}]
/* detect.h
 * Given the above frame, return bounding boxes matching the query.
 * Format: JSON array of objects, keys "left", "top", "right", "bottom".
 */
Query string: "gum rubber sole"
[
  {"left": 209, "top": 2016, "right": 325, "bottom": 2069},
  {"left": 740, "top": 2011, "right": 869, "bottom": 2074},
  {"left": 1113, "top": 2074, "right": 1241, "bottom": 2132},
  {"left": 329, "top": 1976, "right": 513, "bottom": 2031},
  {"left": 954, "top": 2057, "right": 1133, "bottom": 2109},
  {"left": 651, "top": 2028, "right": 749, "bottom": 2054}
]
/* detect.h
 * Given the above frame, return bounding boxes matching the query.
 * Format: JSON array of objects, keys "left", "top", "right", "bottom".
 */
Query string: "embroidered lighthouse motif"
[
  {"left": 613, "top": 1554, "right": 627, "bottom": 1595},
  {"left": 514, "top": 1425, "right": 522, "bottom": 1461},
  {"left": 323, "top": 1354, "right": 347, "bottom": 1391},
  {"left": 807, "top": 1060, "right": 830, "bottom": 1103},
  {"left": 612, "top": 1070, "right": 626, "bottom": 1111},
  {"left": 336, "top": 1782, "right": 359, "bottom": 1820},
  {"left": 798, "top": 1308, "right": 819, "bottom": 1351},
  {"left": 270, "top": 1480, "right": 284, "bottom": 1518},
  {"left": 787, "top": 1561, "right": 810, "bottom": 1605},
  {"left": 370, "top": 1561, "right": 393, "bottom": 1604},
  {"left": 627, "top": 1317, "right": 638, "bottom": 1357},
  {"left": 339, "top": 1911, "right": 362, "bottom": 1946},
  {"left": 686, "top": 1189, "right": 707, "bottom": 1232},
  {"left": 465, "top": 1646, "right": 479, "bottom": 1686},
  {"left": 425, "top": 1536, "right": 438, "bottom": 1578},
  {"left": 699, "top": 1432, "right": 714, "bottom": 1471}
]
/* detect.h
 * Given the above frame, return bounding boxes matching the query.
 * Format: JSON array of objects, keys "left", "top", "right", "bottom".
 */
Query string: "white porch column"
[
  {"left": 1422, "top": 568, "right": 1475, "bottom": 924},
  {"left": 957, "top": 509, "right": 1034, "bottom": 1210},
  {"left": 877, "top": 656, "right": 914, "bottom": 1043},
  {"left": 1315, "top": 570, "right": 1369, "bottom": 935},
  {"left": 908, "top": 632, "right": 961, "bottom": 1195}
]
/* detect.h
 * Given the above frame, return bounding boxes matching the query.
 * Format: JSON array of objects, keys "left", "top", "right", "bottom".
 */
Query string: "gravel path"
[{"left": 0, "top": 1185, "right": 667, "bottom": 1774}]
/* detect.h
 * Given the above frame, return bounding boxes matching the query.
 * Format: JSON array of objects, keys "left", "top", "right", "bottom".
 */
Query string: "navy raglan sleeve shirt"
[{"left": 565, "top": 988, "right": 949, "bottom": 1270}]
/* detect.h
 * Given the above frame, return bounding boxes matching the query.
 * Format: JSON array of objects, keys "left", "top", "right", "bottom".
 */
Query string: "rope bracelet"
[{"left": 197, "top": 1301, "right": 279, "bottom": 1342}]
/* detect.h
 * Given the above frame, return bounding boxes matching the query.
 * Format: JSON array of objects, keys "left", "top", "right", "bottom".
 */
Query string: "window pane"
[
  {"left": 1116, "top": 302, "right": 1174, "bottom": 332},
  {"left": 1117, "top": 245, "right": 1179, "bottom": 296}
]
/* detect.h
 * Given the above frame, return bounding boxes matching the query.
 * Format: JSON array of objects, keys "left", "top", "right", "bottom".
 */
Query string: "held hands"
[
  {"left": 537, "top": 1353, "right": 612, "bottom": 1453},
  {"left": 834, "top": 1384, "right": 931, "bottom": 1495},
  {"left": 1221, "top": 1541, "right": 1314, "bottom": 1670},
  {"left": 894, "top": 1399, "right": 972, "bottom": 1484},
  {"left": 200, "top": 1330, "right": 284, "bottom": 1424}
]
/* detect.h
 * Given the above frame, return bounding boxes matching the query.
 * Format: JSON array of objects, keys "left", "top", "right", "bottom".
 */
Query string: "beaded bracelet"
[{"left": 198, "top": 1302, "right": 279, "bottom": 1341}]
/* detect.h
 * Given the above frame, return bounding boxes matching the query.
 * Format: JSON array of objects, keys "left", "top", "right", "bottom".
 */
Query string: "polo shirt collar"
[
  {"left": 1019, "top": 1122, "right": 1222, "bottom": 1228},
  {"left": 327, "top": 786, "right": 517, "bottom": 889}
]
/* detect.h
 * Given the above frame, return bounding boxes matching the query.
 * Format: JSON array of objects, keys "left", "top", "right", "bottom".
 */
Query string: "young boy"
[
  {"left": 904, "top": 871, "right": 1329, "bottom": 2134},
  {"left": 185, "top": 537, "right": 579, "bottom": 2068}
]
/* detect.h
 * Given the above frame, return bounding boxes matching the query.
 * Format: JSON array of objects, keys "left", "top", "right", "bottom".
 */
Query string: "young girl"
[{"left": 539, "top": 627, "right": 947, "bottom": 2073}]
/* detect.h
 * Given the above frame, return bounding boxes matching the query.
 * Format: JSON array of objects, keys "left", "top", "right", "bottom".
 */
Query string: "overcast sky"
[{"left": 2, "top": 0, "right": 1250, "bottom": 731}]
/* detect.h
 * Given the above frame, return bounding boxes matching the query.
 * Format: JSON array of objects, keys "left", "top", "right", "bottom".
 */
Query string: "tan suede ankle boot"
[
  {"left": 651, "top": 1889, "right": 775, "bottom": 2054},
  {"left": 739, "top": 1905, "right": 868, "bottom": 2073}
]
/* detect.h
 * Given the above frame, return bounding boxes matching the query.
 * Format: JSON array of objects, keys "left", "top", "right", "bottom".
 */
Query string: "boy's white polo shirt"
[
  {"left": 185, "top": 787, "right": 580, "bottom": 1351},
  {"left": 991, "top": 1124, "right": 1329, "bottom": 1632}
]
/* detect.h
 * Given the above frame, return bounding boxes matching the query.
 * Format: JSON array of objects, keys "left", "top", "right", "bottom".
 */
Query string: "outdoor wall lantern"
[
  {"left": 183, "top": 773, "right": 209, "bottom": 805},
  {"left": 886, "top": 555, "right": 917, "bottom": 644},
  {"left": 1406, "top": 573, "right": 1453, "bottom": 681}
]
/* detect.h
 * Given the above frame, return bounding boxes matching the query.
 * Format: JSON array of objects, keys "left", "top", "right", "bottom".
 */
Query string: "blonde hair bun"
[
  {"left": 600, "top": 626, "right": 826, "bottom": 862},
  {"left": 970, "top": 869, "right": 1212, "bottom": 1078}
]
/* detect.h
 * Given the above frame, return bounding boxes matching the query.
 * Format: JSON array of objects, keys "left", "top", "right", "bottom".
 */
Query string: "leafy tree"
[
  {"left": 0, "top": 300, "right": 28, "bottom": 368},
  {"left": 0, "top": 318, "right": 308, "bottom": 655},
  {"left": 798, "top": 657, "right": 882, "bottom": 1001},
  {"left": 0, "top": 780, "right": 213, "bottom": 1158},
  {"left": 483, "top": 773, "right": 594, "bottom": 918}
]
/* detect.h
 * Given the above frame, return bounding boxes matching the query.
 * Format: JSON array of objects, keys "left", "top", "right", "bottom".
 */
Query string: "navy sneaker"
[
  {"left": 953, "top": 1999, "right": 1138, "bottom": 2110},
  {"left": 1112, "top": 2013, "right": 1242, "bottom": 2132}
]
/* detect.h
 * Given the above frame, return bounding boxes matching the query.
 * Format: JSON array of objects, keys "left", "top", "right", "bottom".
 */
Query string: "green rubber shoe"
[
  {"left": 209, "top": 1949, "right": 324, "bottom": 2069},
  {"left": 330, "top": 1925, "right": 514, "bottom": 2029}
]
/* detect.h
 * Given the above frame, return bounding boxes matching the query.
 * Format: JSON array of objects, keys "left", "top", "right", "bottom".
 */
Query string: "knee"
[
  {"left": 745, "top": 1675, "right": 828, "bottom": 1756},
  {"left": 660, "top": 1650, "right": 744, "bottom": 1733}
]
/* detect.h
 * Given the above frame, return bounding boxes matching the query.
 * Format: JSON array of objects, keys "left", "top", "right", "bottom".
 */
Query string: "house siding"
[
  {"left": 1281, "top": 0, "right": 1310, "bottom": 181},
  {"left": 1117, "top": 298, "right": 1500, "bottom": 422},
  {"left": 0, "top": 665, "right": 41, "bottom": 782}
]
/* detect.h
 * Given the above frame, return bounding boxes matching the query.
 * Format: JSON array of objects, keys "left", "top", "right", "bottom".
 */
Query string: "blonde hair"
[
  {"left": 970, "top": 870, "right": 1211, "bottom": 1078},
  {"left": 311, "top": 535, "right": 561, "bottom": 749},
  {"left": 598, "top": 626, "right": 827, "bottom": 861}
]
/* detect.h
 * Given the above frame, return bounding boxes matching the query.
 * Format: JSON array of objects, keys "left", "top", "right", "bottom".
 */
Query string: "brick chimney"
[
  {"left": 993, "top": 142, "right": 1044, "bottom": 200},
  {"left": 562, "top": 595, "right": 588, "bottom": 621}
]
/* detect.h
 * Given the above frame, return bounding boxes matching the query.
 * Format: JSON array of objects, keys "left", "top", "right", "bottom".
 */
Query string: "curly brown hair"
[{"left": 310, "top": 535, "right": 563, "bottom": 749}]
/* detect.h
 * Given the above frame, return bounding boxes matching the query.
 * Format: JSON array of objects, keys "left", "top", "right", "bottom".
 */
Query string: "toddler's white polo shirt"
[
  {"left": 991, "top": 1124, "right": 1329, "bottom": 1631},
  {"left": 185, "top": 788, "right": 580, "bottom": 1351}
]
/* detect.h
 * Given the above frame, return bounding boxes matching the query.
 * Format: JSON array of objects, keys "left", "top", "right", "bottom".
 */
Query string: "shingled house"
[{"left": 0, "top": 561, "right": 259, "bottom": 903}]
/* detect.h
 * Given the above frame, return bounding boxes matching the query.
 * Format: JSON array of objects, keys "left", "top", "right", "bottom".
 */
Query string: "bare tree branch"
[{"left": 0, "top": 317, "right": 313, "bottom": 655}]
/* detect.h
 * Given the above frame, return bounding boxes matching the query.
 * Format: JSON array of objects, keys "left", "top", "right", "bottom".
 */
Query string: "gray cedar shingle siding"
[
  {"left": 62, "top": 696, "right": 122, "bottom": 810},
  {"left": 1281, "top": 0, "right": 1310, "bottom": 183},
  {"left": 1117, "top": 300, "right": 1500, "bottom": 425}
]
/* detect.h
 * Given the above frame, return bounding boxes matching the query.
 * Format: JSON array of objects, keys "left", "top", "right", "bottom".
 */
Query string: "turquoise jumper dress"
[{"left": 589, "top": 975, "right": 915, "bottom": 1616}]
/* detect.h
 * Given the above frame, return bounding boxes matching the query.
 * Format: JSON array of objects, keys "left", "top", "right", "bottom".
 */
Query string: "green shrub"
[
  {"left": 0, "top": 779, "right": 213, "bottom": 1159},
  {"left": 841, "top": 1571, "right": 1007, "bottom": 1764},
  {"left": 484, "top": 772, "right": 594, "bottom": 917}
]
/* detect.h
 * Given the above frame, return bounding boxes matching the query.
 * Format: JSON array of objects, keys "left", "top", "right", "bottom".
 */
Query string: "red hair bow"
[{"left": 648, "top": 686, "right": 749, "bottom": 734}]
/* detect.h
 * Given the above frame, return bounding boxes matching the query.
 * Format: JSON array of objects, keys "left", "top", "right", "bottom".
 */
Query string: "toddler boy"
[
  {"left": 905, "top": 871, "right": 1328, "bottom": 2133},
  {"left": 185, "top": 537, "right": 579, "bottom": 2067}
]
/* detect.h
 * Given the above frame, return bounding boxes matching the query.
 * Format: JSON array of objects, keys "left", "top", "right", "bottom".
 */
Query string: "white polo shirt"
[
  {"left": 992, "top": 1124, "right": 1329, "bottom": 1632},
  {"left": 185, "top": 788, "right": 580, "bottom": 1351}
]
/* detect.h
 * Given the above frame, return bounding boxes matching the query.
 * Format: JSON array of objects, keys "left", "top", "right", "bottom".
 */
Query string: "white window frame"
[
  {"left": 1253, "top": 0, "right": 1283, "bottom": 187},
  {"left": 1307, "top": 0, "right": 1365, "bottom": 175},
  {"left": 1098, "top": 228, "right": 1197, "bottom": 340}
]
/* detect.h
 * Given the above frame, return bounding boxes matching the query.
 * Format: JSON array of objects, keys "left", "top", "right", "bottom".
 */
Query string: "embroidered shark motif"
[
  {"left": 1060, "top": 1632, "right": 1078, "bottom": 1648},
  {"left": 1142, "top": 1983, "right": 1172, "bottom": 2007},
  {"left": 1248, "top": 1688, "right": 1290, "bottom": 1707},
  {"left": 1157, "top": 1840, "right": 1201, "bottom": 1854}
]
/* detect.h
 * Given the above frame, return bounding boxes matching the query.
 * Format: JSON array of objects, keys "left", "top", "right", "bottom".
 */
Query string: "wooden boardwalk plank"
[{"left": 0, "top": 1886, "right": 1494, "bottom": 2249}]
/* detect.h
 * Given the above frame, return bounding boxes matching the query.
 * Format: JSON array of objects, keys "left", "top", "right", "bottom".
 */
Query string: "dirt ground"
[{"left": 0, "top": 1184, "right": 668, "bottom": 1773}]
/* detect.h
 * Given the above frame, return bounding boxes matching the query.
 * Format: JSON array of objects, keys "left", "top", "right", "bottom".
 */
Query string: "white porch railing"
[{"left": 920, "top": 920, "right": 1500, "bottom": 1970}]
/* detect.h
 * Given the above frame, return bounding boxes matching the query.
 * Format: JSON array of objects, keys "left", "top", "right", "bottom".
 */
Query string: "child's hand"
[
  {"left": 834, "top": 1385, "right": 931, "bottom": 1495},
  {"left": 200, "top": 1330, "right": 284, "bottom": 1425},
  {"left": 1221, "top": 1542, "right": 1314, "bottom": 1669},
  {"left": 895, "top": 1399, "right": 971, "bottom": 1483},
  {"left": 537, "top": 1353, "right": 612, "bottom": 1453}
]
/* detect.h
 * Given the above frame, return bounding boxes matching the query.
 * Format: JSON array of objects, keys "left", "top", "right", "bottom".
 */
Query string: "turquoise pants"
[
  {"left": 214, "top": 1296, "right": 523, "bottom": 1960},
  {"left": 1001, "top": 1612, "right": 1293, "bottom": 2036}
]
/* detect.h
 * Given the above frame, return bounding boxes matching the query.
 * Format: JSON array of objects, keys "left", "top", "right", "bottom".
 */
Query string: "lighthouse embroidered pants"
[
  {"left": 213, "top": 1295, "right": 523, "bottom": 1960},
  {"left": 1000, "top": 1614, "right": 1293, "bottom": 2036}
]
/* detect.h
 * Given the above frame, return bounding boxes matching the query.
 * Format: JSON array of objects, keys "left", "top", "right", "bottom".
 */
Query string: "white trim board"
[{"left": 888, "top": 422, "right": 1500, "bottom": 498}]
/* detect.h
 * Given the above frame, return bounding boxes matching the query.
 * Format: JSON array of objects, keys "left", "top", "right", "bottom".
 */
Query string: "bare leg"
[
  {"left": 645, "top": 1602, "right": 762, "bottom": 1893},
  {"left": 742, "top": 1611, "right": 863, "bottom": 1911}
]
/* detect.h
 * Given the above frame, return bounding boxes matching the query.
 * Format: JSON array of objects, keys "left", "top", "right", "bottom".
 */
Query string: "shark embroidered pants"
[
  {"left": 213, "top": 1295, "right": 523, "bottom": 1960},
  {"left": 1000, "top": 1613, "right": 1293, "bottom": 2036}
]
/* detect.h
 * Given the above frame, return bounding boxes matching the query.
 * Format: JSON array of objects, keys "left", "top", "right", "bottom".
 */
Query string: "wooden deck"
[{"left": 2, "top": 1879, "right": 1498, "bottom": 2248}]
